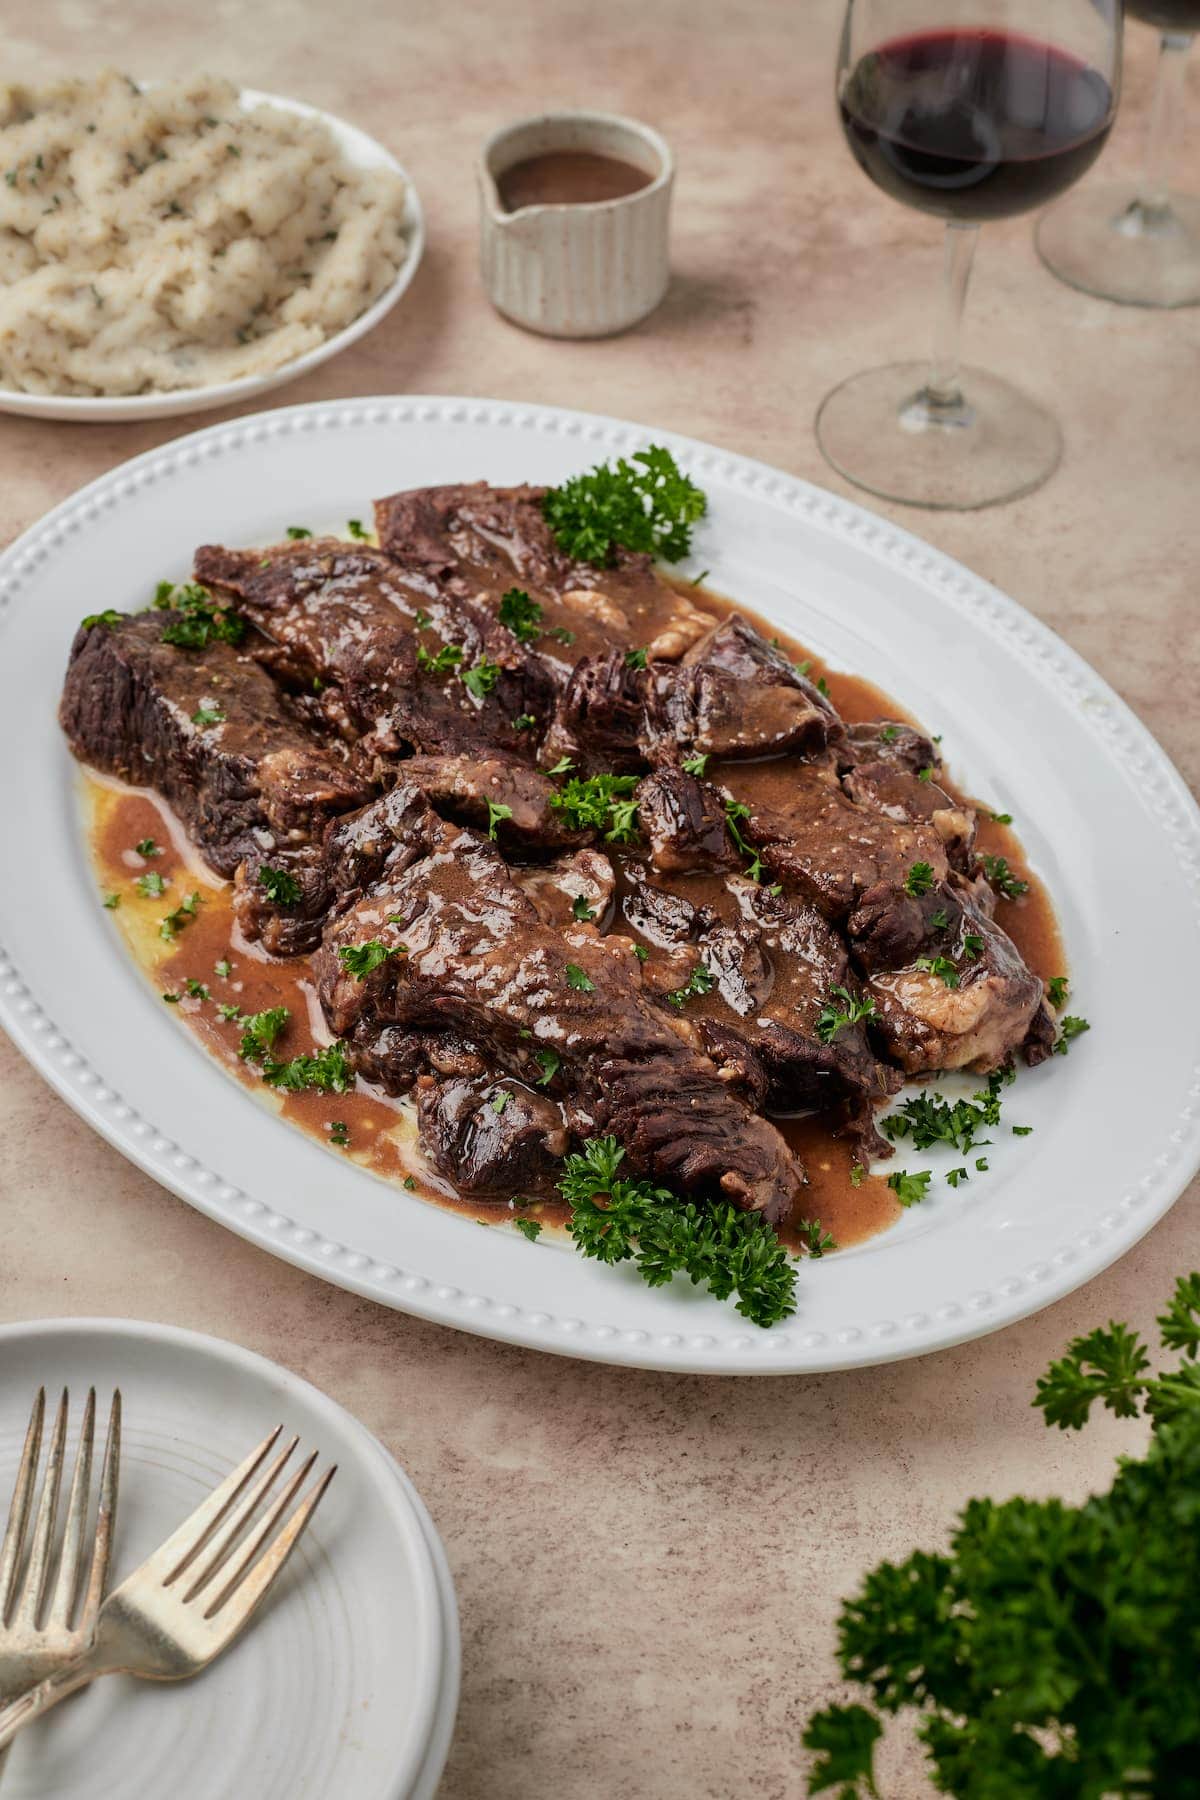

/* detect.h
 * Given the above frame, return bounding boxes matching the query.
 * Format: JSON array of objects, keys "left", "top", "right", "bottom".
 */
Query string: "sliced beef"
[
  {"left": 539, "top": 649, "right": 650, "bottom": 775},
  {"left": 373, "top": 481, "right": 684, "bottom": 674},
  {"left": 313, "top": 808, "right": 804, "bottom": 1222},
  {"left": 620, "top": 865, "right": 896, "bottom": 1154},
  {"left": 416, "top": 1075, "right": 568, "bottom": 1198},
  {"left": 648, "top": 616, "right": 840, "bottom": 761},
  {"left": 514, "top": 850, "right": 616, "bottom": 929},
  {"left": 397, "top": 754, "right": 582, "bottom": 853},
  {"left": 744, "top": 759, "right": 949, "bottom": 920},
  {"left": 193, "top": 539, "right": 555, "bottom": 762},
  {"left": 635, "top": 767, "right": 739, "bottom": 874},
  {"left": 856, "top": 882, "right": 1045, "bottom": 1075},
  {"left": 60, "top": 613, "right": 369, "bottom": 878},
  {"left": 840, "top": 720, "right": 938, "bottom": 776},
  {"left": 841, "top": 758, "right": 975, "bottom": 871}
]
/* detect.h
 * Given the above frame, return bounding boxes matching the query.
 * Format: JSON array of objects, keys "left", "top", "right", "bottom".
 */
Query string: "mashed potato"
[{"left": 0, "top": 71, "right": 411, "bottom": 396}]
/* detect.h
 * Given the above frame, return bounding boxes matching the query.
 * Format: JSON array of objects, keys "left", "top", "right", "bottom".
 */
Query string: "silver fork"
[
  {"left": 0, "top": 1388, "right": 121, "bottom": 1774},
  {"left": 0, "top": 1424, "right": 335, "bottom": 1750}
]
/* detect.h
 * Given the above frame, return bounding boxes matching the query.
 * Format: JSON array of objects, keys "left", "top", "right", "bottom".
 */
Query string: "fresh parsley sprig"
[
  {"left": 542, "top": 446, "right": 707, "bottom": 567},
  {"left": 558, "top": 1136, "right": 797, "bottom": 1329},
  {"left": 549, "top": 772, "right": 640, "bottom": 842}
]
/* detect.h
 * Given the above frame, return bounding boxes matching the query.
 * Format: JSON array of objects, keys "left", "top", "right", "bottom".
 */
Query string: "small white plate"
[
  {"left": 0, "top": 1319, "right": 455, "bottom": 1800},
  {"left": 0, "top": 91, "right": 425, "bottom": 424}
]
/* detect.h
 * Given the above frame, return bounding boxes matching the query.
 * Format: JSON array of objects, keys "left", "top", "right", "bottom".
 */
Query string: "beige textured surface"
[{"left": 2, "top": 5, "right": 1198, "bottom": 1795}]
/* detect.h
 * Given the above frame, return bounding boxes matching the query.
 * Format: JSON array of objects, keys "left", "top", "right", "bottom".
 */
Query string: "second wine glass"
[{"left": 816, "top": 0, "right": 1122, "bottom": 510}]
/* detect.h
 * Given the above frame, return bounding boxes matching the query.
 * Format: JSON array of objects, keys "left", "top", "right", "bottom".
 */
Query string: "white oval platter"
[
  {"left": 0, "top": 395, "right": 1197, "bottom": 1374},
  {"left": 0, "top": 91, "right": 425, "bottom": 423}
]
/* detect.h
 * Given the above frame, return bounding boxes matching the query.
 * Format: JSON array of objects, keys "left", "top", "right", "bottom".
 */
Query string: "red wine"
[
  {"left": 839, "top": 30, "right": 1115, "bottom": 224},
  {"left": 1126, "top": 2, "right": 1200, "bottom": 29}
]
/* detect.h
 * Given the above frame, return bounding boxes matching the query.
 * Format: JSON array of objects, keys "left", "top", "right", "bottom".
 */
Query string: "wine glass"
[
  {"left": 1038, "top": 5, "right": 1200, "bottom": 308},
  {"left": 816, "top": 0, "right": 1122, "bottom": 510}
]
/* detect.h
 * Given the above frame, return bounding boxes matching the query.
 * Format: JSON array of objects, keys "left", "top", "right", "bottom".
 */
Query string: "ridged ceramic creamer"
[{"left": 478, "top": 111, "right": 674, "bottom": 338}]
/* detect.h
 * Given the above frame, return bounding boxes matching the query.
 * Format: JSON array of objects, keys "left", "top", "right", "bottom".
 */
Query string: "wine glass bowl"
[
  {"left": 817, "top": 0, "right": 1121, "bottom": 510},
  {"left": 1038, "top": 3, "right": 1200, "bottom": 309}
]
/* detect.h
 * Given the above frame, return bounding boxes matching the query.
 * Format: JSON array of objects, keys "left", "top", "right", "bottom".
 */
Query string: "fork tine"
[
  {"left": 47, "top": 1387, "right": 95, "bottom": 1628},
  {"left": 0, "top": 1388, "right": 44, "bottom": 1624},
  {"left": 78, "top": 1389, "right": 121, "bottom": 1627},
  {"left": 144, "top": 1425, "right": 283, "bottom": 1587},
  {"left": 176, "top": 1436, "right": 299, "bottom": 1601},
  {"left": 12, "top": 1389, "right": 69, "bottom": 1627},
  {"left": 203, "top": 1463, "right": 336, "bottom": 1624}
]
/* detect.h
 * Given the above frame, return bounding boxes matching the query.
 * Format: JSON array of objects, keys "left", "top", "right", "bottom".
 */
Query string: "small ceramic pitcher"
[{"left": 478, "top": 110, "right": 674, "bottom": 339}]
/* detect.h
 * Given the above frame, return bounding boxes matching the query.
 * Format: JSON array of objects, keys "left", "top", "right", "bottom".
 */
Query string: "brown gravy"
[
  {"left": 497, "top": 151, "right": 652, "bottom": 212},
  {"left": 83, "top": 581, "right": 1065, "bottom": 1259}
]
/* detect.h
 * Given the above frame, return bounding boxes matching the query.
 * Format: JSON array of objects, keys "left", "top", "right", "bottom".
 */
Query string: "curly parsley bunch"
[{"left": 803, "top": 1275, "right": 1200, "bottom": 1797}]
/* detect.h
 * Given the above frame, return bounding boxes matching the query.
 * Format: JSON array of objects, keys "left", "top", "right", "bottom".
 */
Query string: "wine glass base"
[
  {"left": 815, "top": 362, "right": 1062, "bottom": 512},
  {"left": 1037, "top": 182, "right": 1200, "bottom": 308}
]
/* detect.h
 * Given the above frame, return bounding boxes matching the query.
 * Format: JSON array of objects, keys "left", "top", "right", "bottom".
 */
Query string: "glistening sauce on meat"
[
  {"left": 497, "top": 152, "right": 653, "bottom": 212},
  {"left": 82, "top": 577, "right": 1063, "bottom": 1257}
]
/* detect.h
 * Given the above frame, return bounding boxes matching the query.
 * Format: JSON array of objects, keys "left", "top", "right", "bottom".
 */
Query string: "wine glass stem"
[
  {"left": 927, "top": 222, "right": 978, "bottom": 409},
  {"left": 1142, "top": 31, "right": 1194, "bottom": 213}
]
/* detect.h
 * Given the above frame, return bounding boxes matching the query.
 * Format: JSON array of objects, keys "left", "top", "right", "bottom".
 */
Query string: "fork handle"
[{"left": 0, "top": 1658, "right": 103, "bottom": 1751}]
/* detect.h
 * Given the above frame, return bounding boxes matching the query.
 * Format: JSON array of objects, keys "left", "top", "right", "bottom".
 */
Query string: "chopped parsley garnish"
[
  {"left": 668, "top": 964, "right": 715, "bottom": 1008},
  {"left": 337, "top": 941, "right": 404, "bottom": 978},
  {"left": 237, "top": 1006, "right": 290, "bottom": 1063},
  {"left": 916, "top": 765, "right": 934, "bottom": 783},
  {"left": 513, "top": 713, "right": 536, "bottom": 732},
  {"left": 262, "top": 1042, "right": 352, "bottom": 1094},
  {"left": 879, "top": 724, "right": 900, "bottom": 744},
  {"left": 486, "top": 800, "right": 513, "bottom": 840},
  {"left": 989, "top": 810, "right": 1013, "bottom": 825},
  {"left": 135, "top": 871, "right": 168, "bottom": 898},
  {"left": 980, "top": 853, "right": 1029, "bottom": 900},
  {"left": 887, "top": 1169, "right": 932, "bottom": 1207},
  {"left": 558, "top": 1136, "right": 796, "bottom": 1328},
  {"left": 346, "top": 518, "right": 368, "bottom": 540},
  {"left": 542, "top": 446, "right": 707, "bottom": 567},
  {"left": 798, "top": 1218, "right": 836, "bottom": 1258},
  {"left": 329, "top": 1121, "right": 350, "bottom": 1146},
  {"left": 975, "top": 1156, "right": 989, "bottom": 1172},
  {"left": 403, "top": 1175, "right": 417, "bottom": 1191},
  {"left": 681, "top": 753, "right": 710, "bottom": 777},
  {"left": 286, "top": 526, "right": 312, "bottom": 539},
  {"left": 631, "top": 944, "right": 649, "bottom": 962},
  {"left": 930, "top": 908, "right": 950, "bottom": 930},
  {"left": 550, "top": 772, "right": 640, "bottom": 841},
  {"left": 946, "top": 1166, "right": 969, "bottom": 1188},
  {"left": 816, "top": 676, "right": 830, "bottom": 697},
  {"left": 547, "top": 627, "right": 576, "bottom": 646},
  {"left": 498, "top": 587, "right": 543, "bottom": 642},
  {"left": 571, "top": 894, "right": 596, "bottom": 922},
  {"left": 904, "top": 861, "right": 935, "bottom": 897},
  {"left": 491, "top": 1091, "right": 510, "bottom": 1114},
  {"left": 724, "top": 799, "right": 765, "bottom": 882},
  {"left": 849, "top": 1163, "right": 864, "bottom": 1189},
  {"left": 883, "top": 1079, "right": 1009, "bottom": 1157},
  {"left": 962, "top": 932, "right": 984, "bottom": 959},
  {"left": 156, "top": 582, "right": 245, "bottom": 649},
  {"left": 1012, "top": 1124, "right": 1033, "bottom": 1136},
  {"left": 1054, "top": 1014, "right": 1091, "bottom": 1056},
  {"left": 158, "top": 890, "right": 200, "bottom": 942},
  {"left": 162, "top": 991, "right": 180, "bottom": 1004},
  {"left": 914, "top": 954, "right": 959, "bottom": 988},
  {"left": 102, "top": 891, "right": 120, "bottom": 909},
  {"left": 214, "top": 958, "right": 232, "bottom": 978},
  {"left": 624, "top": 647, "right": 648, "bottom": 670},
  {"left": 217, "top": 1002, "right": 243, "bottom": 1022},
  {"left": 82, "top": 609, "right": 123, "bottom": 630},
  {"left": 793, "top": 659, "right": 811, "bottom": 678},
  {"left": 515, "top": 1217, "right": 543, "bottom": 1242},
  {"left": 816, "top": 985, "right": 876, "bottom": 1044},
  {"left": 413, "top": 609, "right": 431, "bottom": 630},
  {"left": 135, "top": 838, "right": 161, "bottom": 858},
  {"left": 183, "top": 978, "right": 209, "bottom": 999},
  {"left": 546, "top": 756, "right": 575, "bottom": 777},
  {"left": 416, "top": 642, "right": 464, "bottom": 675},
  {"left": 1047, "top": 974, "right": 1070, "bottom": 1009},
  {"left": 258, "top": 866, "right": 301, "bottom": 906},
  {"left": 534, "top": 1048, "right": 560, "bottom": 1085},
  {"left": 191, "top": 705, "right": 225, "bottom": 726},
  {"left": 462, "top": 656, "right": 502, "bottom": 699},
  {"left": 565, "top": 963, "right": 596, "bottom": 993}
]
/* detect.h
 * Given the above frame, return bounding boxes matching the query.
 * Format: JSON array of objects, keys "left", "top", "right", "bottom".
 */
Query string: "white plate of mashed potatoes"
[{"left": 0, "top": 72, "right": 425, "bottom": 421}]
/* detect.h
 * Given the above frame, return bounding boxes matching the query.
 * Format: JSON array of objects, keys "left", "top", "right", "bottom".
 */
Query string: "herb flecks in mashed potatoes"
[{"left": 0, "top": 71, "right": 410, "bottom": 397}]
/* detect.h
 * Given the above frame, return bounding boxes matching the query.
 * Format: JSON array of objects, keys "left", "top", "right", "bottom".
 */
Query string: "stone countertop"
[{"left": 1, "top": 4, "right": 1197, "bottom": 1795}]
